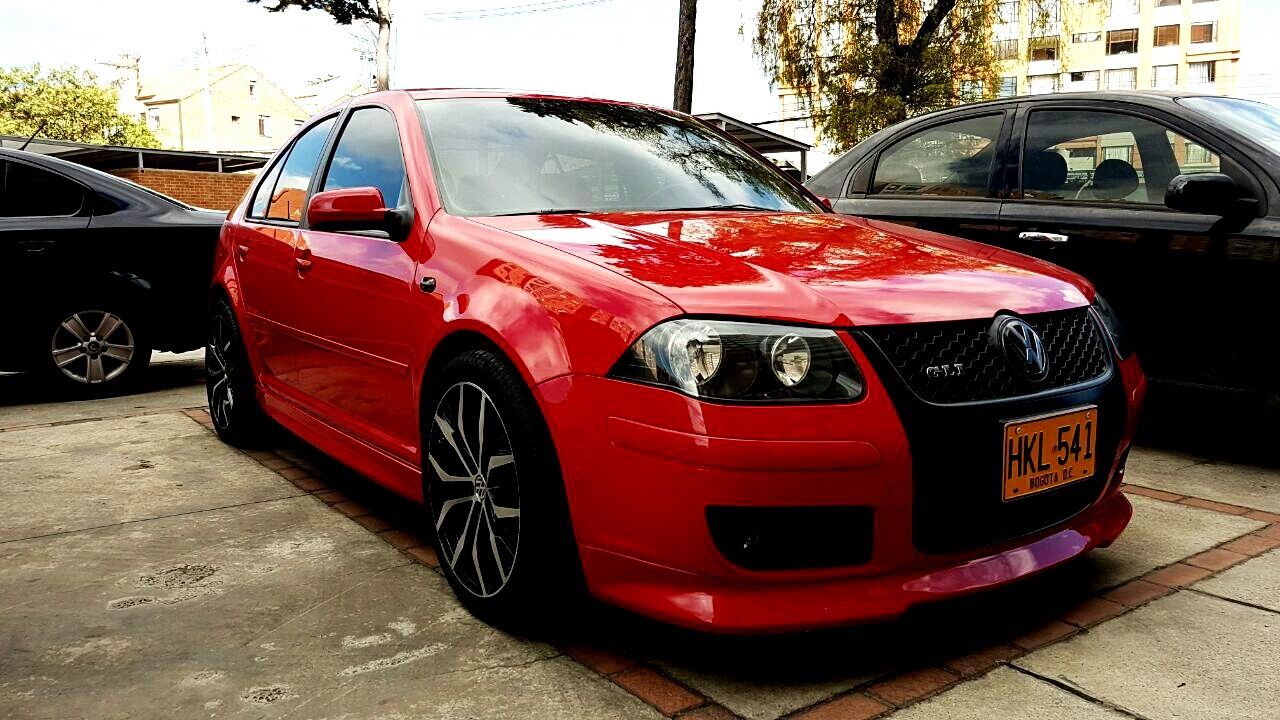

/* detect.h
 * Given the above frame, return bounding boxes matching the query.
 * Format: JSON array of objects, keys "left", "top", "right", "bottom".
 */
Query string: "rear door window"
[
  {"left": 1, "top": 161, "right": 86, "bottom": 217},
  {"left": 257, "top": 116, "right": 336, "bottom": 222},
  {"left": 871, "top": 114, "right": 1004, "bottom": 197}
]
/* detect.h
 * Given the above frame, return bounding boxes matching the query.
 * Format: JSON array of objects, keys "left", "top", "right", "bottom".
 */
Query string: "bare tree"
[
  {"left": 249, "top": 0, "right": 393, "bottom": 91},
  {"left": 673, "top": 0, "right": 697, "bottom": 113}
]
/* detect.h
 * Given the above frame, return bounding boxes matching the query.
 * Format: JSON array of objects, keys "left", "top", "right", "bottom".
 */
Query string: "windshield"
[
  {"left": 417, "top": 97, "right": 816, "bottom": 216},
  {"left": 1179, "top": 96, "right": 1280, "bottom": 155}
]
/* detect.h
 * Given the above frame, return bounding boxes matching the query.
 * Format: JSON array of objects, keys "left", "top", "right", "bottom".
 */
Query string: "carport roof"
[
  {"left": 0, "top": 135, "right": 268, "bottom": 173},
  {"left": 695, "top": 112, "right": 811, "bottom": 154}
]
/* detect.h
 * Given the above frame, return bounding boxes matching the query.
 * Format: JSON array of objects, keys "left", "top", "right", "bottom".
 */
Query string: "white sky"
[{"left": 0, "top": 0, "right": 786, "bottom": 122}]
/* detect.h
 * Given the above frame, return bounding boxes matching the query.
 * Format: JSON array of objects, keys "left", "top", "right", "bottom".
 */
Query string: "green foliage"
[
  {"left": 247, "top": 0, "right": 378, "bottom": 24},
  {"left": 754, "top": 0, "right": 1062, "bottom": 150},
  {"left": 0, "top": 64, "right": 160, "bottom": 148}
]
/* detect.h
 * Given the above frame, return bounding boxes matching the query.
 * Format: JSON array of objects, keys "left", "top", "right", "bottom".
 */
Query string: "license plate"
[{"left": 1002, "top": 406, "right": 1097, "bottom": 501}]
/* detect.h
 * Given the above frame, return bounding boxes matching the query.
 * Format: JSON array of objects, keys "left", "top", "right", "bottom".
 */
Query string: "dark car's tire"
[
  {"left": 206, "top": 297, "right": 271, "bottom": 447},
  {"left": 423, "top": 349, "right": 585, "bottom": 632},
  {"left": 41, "top": 302, "right": 151, "bottom": 396}
]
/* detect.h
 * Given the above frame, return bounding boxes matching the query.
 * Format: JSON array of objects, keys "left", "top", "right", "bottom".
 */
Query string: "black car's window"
[
  {"left": 1, "top": 161, "right": 86, "bottom": 218},
  {"left": 804, "top": 150, "right": 857, "bottom": 198},
  {"left": 260, "top": 116, "right": 336, "bottom": 222},
  {"left": 321, "top": 107, "right": 409, "bottom": 209},
  {"left": 1022, "top": 110, "right": 1222, "bottom": 205},
  {"left": 417, "top": 98, "right": 816, "bottom": 216},
  {"left": 870, "top": 114, "right": 1003, "bottom": 197}
]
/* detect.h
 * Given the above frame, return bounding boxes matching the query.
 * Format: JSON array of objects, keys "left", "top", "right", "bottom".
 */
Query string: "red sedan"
[{"left": 208, "top": 90, "right": 1145, "bottom": 633}]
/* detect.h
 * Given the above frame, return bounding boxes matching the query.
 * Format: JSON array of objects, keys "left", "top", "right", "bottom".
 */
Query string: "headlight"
[
  {"left": 610, "top": 319, "right": 865, "bottom": 402},
  {"left": 1091, "top": 293, "right": 1133, "bottom": 359}
]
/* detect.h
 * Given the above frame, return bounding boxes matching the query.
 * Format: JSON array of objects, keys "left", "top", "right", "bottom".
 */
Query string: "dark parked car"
[
  {"left": 808, "top": 92, "right": 1280, "bottom": 403},
  {"left": 0, "top": 148, "right": 224, "bottom": 394}
]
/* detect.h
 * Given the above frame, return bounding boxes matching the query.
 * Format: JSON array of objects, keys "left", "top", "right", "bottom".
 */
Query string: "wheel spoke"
[
  {"left": 433, "top": 414, "right": 475, "bottom": 475},
  {"left": 448, "top": 500, "right": 478, "bottom": 569},
  {"left": 485, "top": 511, "right": 508, "bottom": 583},
  {"left": 488, "top": 497, "right": 520, "bottom": 520},
  {"left": 95, "top": 313, "right": 123, "bottom": 339},
  {"left": 457, "top": 385, "right": 479, "bottom": 472},
  {"left": 476, "top": 393, "right": 487, "bottom": 476},
  {"left": 103, "top": 345, "right": 132, "bottom": 362},
  {"left": 86, "top": 357, "right": 105, "bottom": 383},
  {"left": 428, "top": 452, "right": 471, "bottom": 483},
  {"left": 52, "top": 347, "right": 82, "bottom": 366},
  {"left": 62, "top": 314, "right": 92, "bottom": 342},
  {"left": 471, "top": 514, "right": 487, "bottom": 596},
  {"left": 486, "top": 453, "right": 514, "bottom": 475},
  {"left": 434, "top": 495, "right": 472, "bottom": 530}
]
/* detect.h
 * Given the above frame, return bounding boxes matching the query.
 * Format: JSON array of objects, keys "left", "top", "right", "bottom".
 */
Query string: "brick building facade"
[{"left": 110, "top": 168, "right": 254, "bottom": 211}]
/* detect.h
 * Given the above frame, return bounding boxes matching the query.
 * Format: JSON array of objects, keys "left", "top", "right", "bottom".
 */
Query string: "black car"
[
  {"left": 0, "top": 148, "right": 224, "bottom": 395},
  {"left": 808, "top": 92, "right": 1280, "bottom": 404}
]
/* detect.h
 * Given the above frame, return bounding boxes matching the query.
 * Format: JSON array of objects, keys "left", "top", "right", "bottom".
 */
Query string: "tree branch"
[{"left": 910, "top": 0, "right": 960, "bottom": 56}]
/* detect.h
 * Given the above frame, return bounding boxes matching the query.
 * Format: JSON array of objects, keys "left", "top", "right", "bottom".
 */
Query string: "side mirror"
[
  {"left": 816, "top": 195, "right": 834, "bottom": 211},
  {"left": 1164, "top": 173, "right": 1254, "bottom": 217},
  {"left": 307, "top": 187, "right": 410, "bottom": 240}
]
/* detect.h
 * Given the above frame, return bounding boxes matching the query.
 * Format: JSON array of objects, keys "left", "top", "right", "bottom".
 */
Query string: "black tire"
[
  {"left": 422, "top": 349, "right": 584, "bottom": 631},
  {"left": 42, "top": 302, "right": 151, "bottom": 397},
  {"left": 206, "top": 297, "right": 271, "bottom": 447}
]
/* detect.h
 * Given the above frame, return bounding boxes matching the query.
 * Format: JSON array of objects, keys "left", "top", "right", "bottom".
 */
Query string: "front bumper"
[{"left": 535, "top": 339, "right": 1145, "bottom": 633}]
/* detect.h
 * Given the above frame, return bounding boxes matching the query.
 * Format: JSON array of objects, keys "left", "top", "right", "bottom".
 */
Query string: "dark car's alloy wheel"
[
  {"left": 206, "top": 298, "right": 270, "bottom": 446},
  {"left": 51, "top": 310, "right": 136, "bottom": 385},
  {"left": 427, "top": 381, "right": 521, "bottom": 598}
]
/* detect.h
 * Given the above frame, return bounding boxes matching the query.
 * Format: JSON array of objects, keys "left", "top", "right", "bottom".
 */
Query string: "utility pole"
[
  {"left": 199, "top": 31, "right": 217, "bottom": 152},
  {"left": 673, "top": 0, "right": 697, "bottom": 113}
]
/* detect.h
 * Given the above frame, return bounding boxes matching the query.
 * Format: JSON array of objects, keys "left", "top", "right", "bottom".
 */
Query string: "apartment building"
[{"left": 993, "top": 0, "right": 1241, "bottom": 97}]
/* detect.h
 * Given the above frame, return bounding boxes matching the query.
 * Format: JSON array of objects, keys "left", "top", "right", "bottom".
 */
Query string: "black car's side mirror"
[{"left": 1164, "top": 173, "right": 1256, "bottom": 217}]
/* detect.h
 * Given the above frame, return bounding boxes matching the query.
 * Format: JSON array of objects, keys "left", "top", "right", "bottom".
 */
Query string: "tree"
[
  {"left": 673, "top": 0, "right": 697, "bottom": 113},
  {"left": 754, "top": 0, "right": 1062, "bottom": 150},
  {"left": 0, "top": 65, "right": 160, "bottom": 148},
  {"left": 250, "top": 0, "right": 392, "bottom": 91}
]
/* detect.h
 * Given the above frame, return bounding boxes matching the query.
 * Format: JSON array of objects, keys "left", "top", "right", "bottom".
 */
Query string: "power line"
[{"left": 422, "top": 0, "right": 620, "bottom": 21}]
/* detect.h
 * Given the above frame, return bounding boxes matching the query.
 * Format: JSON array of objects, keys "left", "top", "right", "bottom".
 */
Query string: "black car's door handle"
[
  {"left": 1019, "top": 231, "right": 1070, "bottom": 243},
  {"left": 16, "top": 240, "right": 56, "bottom": 255}
]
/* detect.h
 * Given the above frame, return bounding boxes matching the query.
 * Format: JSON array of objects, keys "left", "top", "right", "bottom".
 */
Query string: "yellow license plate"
[{"left": 1003, "top": 406, "right": 1097, "bottom": 501}]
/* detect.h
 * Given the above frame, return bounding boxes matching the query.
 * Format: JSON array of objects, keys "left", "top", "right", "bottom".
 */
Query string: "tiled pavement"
[{"left": 2, "top": 359, "right": 1278, "bottom": 719}]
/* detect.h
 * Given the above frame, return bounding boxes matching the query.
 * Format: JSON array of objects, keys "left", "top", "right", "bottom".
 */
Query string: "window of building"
[
  {"left": 146, "top": 107, "right": 161, "bottom": 129},
  {"left": 1029, "top": 74, "right": 1060, "bottom": 94},
  {"left": 1152, "top": 65, "right": 1178, "bottom": 89},
  {"left": 1189, "top": 61, "right": 1217, "bottom": 85},
  {"left": 252, "top": 116, "right": 337, "bottom": 222},
  {"left": 1153, "top": 25, "right": 1180, "bottom": 46},
  {"left": 258, "top": 115, "right": 271, "bottom": 138},
  {"left": 998, "top": 1, "right": 1019, "bottom": 24},
  {"left": 995, "top": 39, "right": 1019, "bottom": 60},
  {"left": 959, "top": 80, "right": 985, "bottom": 101},
  {"left": 870, "top": 114, "right": 1004, "bottom": 197},
  {"left": 1156, "top": 0, "right": 1181, "bottom": 6},
  {"left": 1190, "top": 22, "right": 1216, "bottom": 43},
  {"left": 1029, "top": 37, "right": 1060, "bottom": 61},
  {"left": 249, "top": 80, "right": 257, "bottom": 99},
  {"left": 1069, "top": 71, "right": 1100, "bottom": 90},
  {"left": 1106, "top": 68, "right": 1138, "bottom": 90},
  {"left": 0, "top": 161, "right": 86, "bottom": 218},
  {"left": 998, "top": 76, "right": 1019, "bottom": 98},
  {"left": 1073, "top": 32, "right": 1101, "bottom": 43},
  {"left": 231, "top": 115, "right": 241, "bottom": 123},
  {"left": 321, "top": 107, "right": 409, "bottom": 212},
  {"left": 1107, "top": 29, "right": 1139, "bottom": 55},
  {"left": 1033, "top": 0, "right": 1060, "bottom": 24},
  {"left": 1110, "top": 0, "right": 1139, "bottom": 14}
]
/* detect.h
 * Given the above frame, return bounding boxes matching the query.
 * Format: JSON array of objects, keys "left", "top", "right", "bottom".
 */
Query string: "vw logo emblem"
[{"left": 991, "top": 316, "right": 1048, "bottom": 381}]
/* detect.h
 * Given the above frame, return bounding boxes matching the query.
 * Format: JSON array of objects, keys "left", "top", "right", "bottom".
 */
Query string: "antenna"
[{"left": 18, "top": 121, "right": 48, "bottom": 151}]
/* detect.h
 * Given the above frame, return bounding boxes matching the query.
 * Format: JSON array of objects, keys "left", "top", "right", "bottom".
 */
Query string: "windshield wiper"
[
  {"left": 489, "top": 208, "right": 591, "bottom": 216},
  {"left": 661, "top": 203, "right": 778, "bottom": 212}
]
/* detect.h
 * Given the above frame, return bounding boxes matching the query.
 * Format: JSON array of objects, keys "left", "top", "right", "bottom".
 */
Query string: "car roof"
[
  {"left": 401, "top": 87, "right": 669, "bottom": 112},
  {"left": 897, "top": 90, "right": 1223, "bottom": 123}
]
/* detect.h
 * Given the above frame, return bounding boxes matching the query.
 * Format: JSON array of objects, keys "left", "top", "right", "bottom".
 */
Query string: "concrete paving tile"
[
  {"left": 885, "top": 666, "right": 1129, "bottom": 719},
  {"left": 1015, "top": 592, "right": 1280, "bottom": 720},
  {"left": 654, "top": 661, "right": 882, "bottom": 720},
  {"left": 1195, "top": 548, "right": 1280, "bottom": 612},
  {"left": 0, "top": 413, "right": 299, "bottom": 542},
  {"left": 1077, "top": 495, "right": 1264, "bottom": 591},
  {"left": 1126, "top": 447, "right": 1280, "bottom": 514},
  {"left": 0, "top": 495, "right": 655, "bottom": 720},
  {"left": 0, "top": 379, "right": 206, "bottom": 429}
]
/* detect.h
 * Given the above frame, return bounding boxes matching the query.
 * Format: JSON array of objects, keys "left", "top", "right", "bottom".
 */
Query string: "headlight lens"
[
  {"left": 610, "top": 319, "right": 864, "bottom": 402},
  {"left": 1091, "top": 293, "right": 1133, "bottom": 359}
]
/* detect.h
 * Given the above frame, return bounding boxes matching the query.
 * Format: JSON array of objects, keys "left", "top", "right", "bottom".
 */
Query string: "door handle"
[
  {"left": 294, "top": 244, "right": 313, "bottom": 272},
  {"left": 236, "top": 244, "right": 250, "bottom": 261},
  {"left": 1019, "top": 231, "right": 1069, "bottom": 243},
  {"left": 295, "top": 256, "right": 313, "bottom": 271},
  {"left": 16, "top": 240, "right": 55, "bottom": 255}
]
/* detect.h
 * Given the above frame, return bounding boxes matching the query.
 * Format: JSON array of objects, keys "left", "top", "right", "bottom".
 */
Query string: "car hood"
[{"left": 474, "top": 211, "right": 1091, "bottom": 326}]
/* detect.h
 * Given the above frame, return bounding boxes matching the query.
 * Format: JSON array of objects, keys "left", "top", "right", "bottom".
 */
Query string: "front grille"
[{"left": 858, "top": 308, "right": 1110, "bottom": 404}]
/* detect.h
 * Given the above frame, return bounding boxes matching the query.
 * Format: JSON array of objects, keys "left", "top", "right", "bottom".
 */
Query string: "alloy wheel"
[
  {"left": 50, "top": 310, "right": 135, "bottom": 384},
  {"left": 205, "top": 309, "right": 236, "bottom": 430},
  {"left": 428, "top": 381, "right": 521, "bottom": 598}
]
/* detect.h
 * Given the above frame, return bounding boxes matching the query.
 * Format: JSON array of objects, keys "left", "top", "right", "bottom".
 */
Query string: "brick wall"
[{"left": 110, "top": 169, "right": 254, "bottom": 211}]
